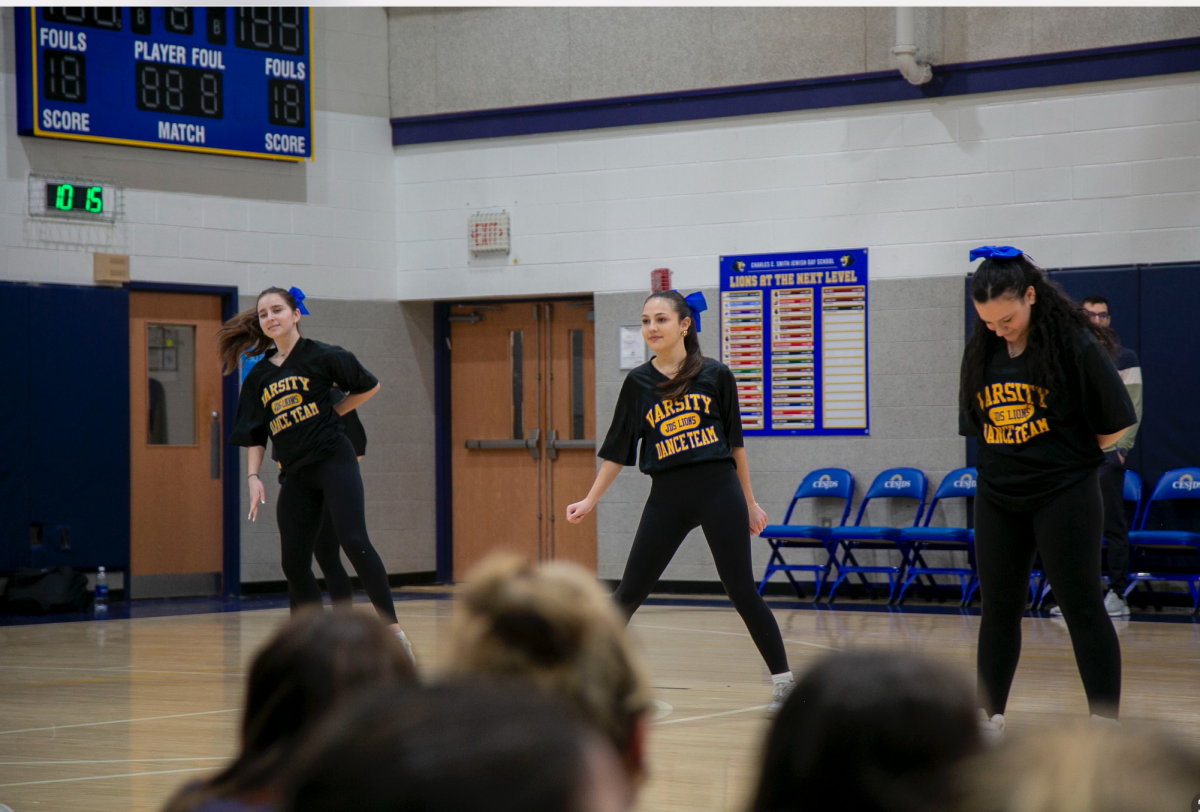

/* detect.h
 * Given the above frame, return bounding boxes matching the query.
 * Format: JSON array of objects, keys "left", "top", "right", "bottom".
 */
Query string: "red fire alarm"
[{"left": 651, "top": 267, "right": 672, "bottom": 293}]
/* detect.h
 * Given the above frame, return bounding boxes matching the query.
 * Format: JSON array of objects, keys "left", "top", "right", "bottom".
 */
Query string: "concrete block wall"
[
  {"left": 388, "top": 7, "right": 1200, "bottom": 118},
  {"left": 394, "top": 73, "right": 1200, "bottom": 302},
  {"left": 594, "top": 280, "right": 967, "bottom": 584},
  {"left": 238, "top": 296, "right": 437, "bottom": 583}
]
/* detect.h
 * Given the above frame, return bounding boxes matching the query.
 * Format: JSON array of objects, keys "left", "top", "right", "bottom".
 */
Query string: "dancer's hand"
[
  {"left": 748, "top": 503, "right": 769, "bottom": 536},
  {"left": 566, "top": 497, "right": 595, "bottom": 524},
  {"left": 248, "top": 476, "right": 267, "bottom": 521}
]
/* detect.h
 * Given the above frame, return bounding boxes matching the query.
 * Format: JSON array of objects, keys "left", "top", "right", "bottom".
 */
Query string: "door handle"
[
  {"left": 210, "top": 411, "right": 221, "bottom": 479},
  {"left": 465, "top": 428, "right": 540, "bottom": 460},
  {"left": 545, "top": 429, "right": 596, "bottom": 460}
]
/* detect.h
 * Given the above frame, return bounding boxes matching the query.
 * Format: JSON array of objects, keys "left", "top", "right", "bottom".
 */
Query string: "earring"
[{"left": 681, "top": 330, "right": 688, "bottom": 337}]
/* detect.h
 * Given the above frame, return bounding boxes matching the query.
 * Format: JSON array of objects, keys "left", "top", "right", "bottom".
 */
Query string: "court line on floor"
[
  {"left": 631, "top": 622, "right": 839, "bottom": 651},
  {"left": 0, "top": 665, "right": 245, "bottom": 676},
  {"left": 0, "top": 766, "right": 212, "bottom": 788},
  {"left": 0, "top": 708, "right": 241, "bottom": 737},
  {"left": 656, "top": 704, "right": 769, "bottom": 725},
  {"left": 0, "top": 757, "right": 227, "bottom": 766}
]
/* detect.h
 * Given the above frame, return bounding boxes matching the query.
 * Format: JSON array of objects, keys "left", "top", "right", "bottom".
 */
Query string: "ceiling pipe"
[{"left": 893, "top": 7, "right": 933, "bottom": 85}]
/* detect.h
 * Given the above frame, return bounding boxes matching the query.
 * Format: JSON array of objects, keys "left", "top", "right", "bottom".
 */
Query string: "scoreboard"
[{"left": 15, "top": 7, "right": 313, "bottom": 162}]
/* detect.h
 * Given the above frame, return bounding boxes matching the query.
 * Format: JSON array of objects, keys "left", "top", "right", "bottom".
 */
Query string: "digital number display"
[
  {"left": 43, "top": 49, "right": 86, "bottom": 103},
  {"left": 42, "top": 7, "right": 121, "bottom": 30},
  {"left": 136, "top": 63, "right": 222, "bottom": 118},
  {"left": 17, "top": 7, "right": 312, "bottom": 161},
  {"left": 235, "top": 8, "right": 304, "bottom": 55},
  {"left": 46, "top": 182, "right": 104, "bottom": 214}
]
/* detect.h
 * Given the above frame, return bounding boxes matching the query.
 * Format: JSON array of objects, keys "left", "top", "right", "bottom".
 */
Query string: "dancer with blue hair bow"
[
  {"left": 567, "top": 289, "right": 794, "bottom": 714},
  {"left": 960, "top": 247, "right": 1134, "bottom": 739},
  {"left": 218, "top": 286, "right": 414, "bottom": 662}
]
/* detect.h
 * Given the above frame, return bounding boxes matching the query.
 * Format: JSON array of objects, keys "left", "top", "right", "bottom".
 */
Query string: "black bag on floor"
[{"left": 1, "top": 566, "right": 92, "bottom": 613}]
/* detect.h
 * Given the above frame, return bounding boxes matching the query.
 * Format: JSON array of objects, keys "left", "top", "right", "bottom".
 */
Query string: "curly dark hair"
[{"left": 960, "top": 255, "right": 1115, "bottom": 419}]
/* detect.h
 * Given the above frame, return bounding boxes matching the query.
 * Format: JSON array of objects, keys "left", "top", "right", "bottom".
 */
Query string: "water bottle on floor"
[{"left": 94, "top": 566, "right": 108, "bottom": 614}]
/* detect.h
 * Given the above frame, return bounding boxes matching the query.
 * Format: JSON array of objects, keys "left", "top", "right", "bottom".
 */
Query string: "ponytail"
[
  {"left": 216, "top": 286, "right": 299, "bottom": 376},
  {"left": 645, "top": 291, "right": 705, "bottom": 401}
]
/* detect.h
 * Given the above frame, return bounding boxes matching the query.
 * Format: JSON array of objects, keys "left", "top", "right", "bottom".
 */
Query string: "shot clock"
[
  {"left": 48, "top": 182, "right": 104, "bottom": 213},
  {"left": 15, "top": 7, "right": 313, "bottom": 161}
]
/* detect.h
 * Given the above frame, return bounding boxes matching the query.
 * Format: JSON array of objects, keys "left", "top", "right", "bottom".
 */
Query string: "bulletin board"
[{"left": 719, "top": 249, "right": 869, "bottom": 437}]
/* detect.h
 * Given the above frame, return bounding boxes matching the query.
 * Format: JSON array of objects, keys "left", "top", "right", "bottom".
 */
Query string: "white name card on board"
[{"left": 618, "top": 325, "right": 644, "bottom": 370}]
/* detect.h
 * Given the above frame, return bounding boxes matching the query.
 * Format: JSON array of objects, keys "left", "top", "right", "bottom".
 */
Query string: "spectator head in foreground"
[
  {"left": 951, "top": 722, "right": 1200, "bottom": 812},
  {"left": 446, "top": 554, "right": 654, "bottom": 783},
  {"left": 163, "top": 608, "right": 416, "bottom": 812},
  {"left": 750, "top": 650, "right": 982, "bottom": 812},
  {"left": 283, "top": 682, "right": 631, "bottom": 812}
]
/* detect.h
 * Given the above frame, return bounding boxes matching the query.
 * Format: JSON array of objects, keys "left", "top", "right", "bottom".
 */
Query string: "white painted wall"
[{"left": 394, "top": 72, "right": 1200, "bottom": 301}]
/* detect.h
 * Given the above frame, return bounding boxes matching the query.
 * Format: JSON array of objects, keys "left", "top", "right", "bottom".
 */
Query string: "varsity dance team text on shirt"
[
  {"left": 960, "top": 247, "right": 1136, "bottom": 739},
  {"left": 219, "top": 286, "right": 413, "bottom": 659},
  {"left": 566, "top": 290, "right": 795, "bottom": 714}
]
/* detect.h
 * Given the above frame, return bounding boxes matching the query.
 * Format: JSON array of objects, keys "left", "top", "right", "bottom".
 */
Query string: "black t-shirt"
[
  {"left": 269, "top": 389, "right": 367, "bottom": 464},
  {"left": 959, "top": 330, "right": 1136, "bottom": 510},
  {"left": 599, "top": 357, "right": 744, "bottom": 476},
  {"left": 230, "top": 338, "right": 378, "bottom": 474}
]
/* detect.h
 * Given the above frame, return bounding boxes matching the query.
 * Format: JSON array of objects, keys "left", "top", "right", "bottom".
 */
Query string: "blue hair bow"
[
  {"left": 288, "top": 286, "right": 310, "bottom": 315},
  {"left": 681, "top": 291, "right": 707, "bottom": 333},
  {"left": 969, "top": 245, "right": 1023, "bottom": 262}
]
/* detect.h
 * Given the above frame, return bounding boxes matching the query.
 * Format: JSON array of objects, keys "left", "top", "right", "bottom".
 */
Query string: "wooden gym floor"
[{"left": 1, "top": 593, "right": 1198, "bottom": 812}]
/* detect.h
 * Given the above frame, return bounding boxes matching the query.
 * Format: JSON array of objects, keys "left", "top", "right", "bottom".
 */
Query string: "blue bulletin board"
[
  {"left": 720, "top": 249, "right": 869, "bottom": 437},
  {"left": 15, "top": 7, "right": 313, "bottom": 162}
]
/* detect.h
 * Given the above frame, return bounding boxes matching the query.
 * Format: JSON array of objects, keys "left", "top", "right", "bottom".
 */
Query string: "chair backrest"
[
  {"left": 1137, "top": 467, "right": 1200, "bottom": 530},
  {"left": 921, "top": 467, "right": 977, "bottom": 528},
  {"left": 853, "top": 468, "right": 927, "bottom": 527},
  {"left": 1122, "top": 469, "right": 1143, "bottom": 529},
  {"left": 783, "top": 468, "right": 855, "bottom": 526}
]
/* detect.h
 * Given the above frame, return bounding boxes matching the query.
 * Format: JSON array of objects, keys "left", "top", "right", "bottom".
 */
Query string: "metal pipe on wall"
[{"left": 893, "top": 7, "right": 933, "bottom": 85}]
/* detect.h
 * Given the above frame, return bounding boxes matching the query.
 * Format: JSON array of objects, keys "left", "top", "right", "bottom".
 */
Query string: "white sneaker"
[
  {"left": 1103, "top": 590, "right": 1130, "bottom": 617},
  {"left": 1049, "top": 590, "right": 1130, "bottom": 619},
  {"left": 766, "top": 679, "right": 795, "bottom": 716},
  {"left": 395, "top": 629, "right": 415, "bottom": 666},
  {"left": 978, "top": 708, "right": 1006, "bottom": 745}
]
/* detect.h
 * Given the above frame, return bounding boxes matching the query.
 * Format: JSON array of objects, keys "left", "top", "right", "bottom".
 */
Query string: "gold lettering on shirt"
[{"left": 975, "top": 382, "right": 1051, "bottom": 446}]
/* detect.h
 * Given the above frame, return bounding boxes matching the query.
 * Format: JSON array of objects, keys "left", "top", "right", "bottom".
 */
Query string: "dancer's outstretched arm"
[{"left": 565, "top": 460, "right": 624, "bottom": 523}]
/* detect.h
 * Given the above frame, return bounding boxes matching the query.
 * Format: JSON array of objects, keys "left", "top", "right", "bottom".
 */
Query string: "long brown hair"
[
  {"left": 645, "top": 291, "right": 704, "bottom": 401},
  {"left": 216, "top": 286, "right": 299, "bottom": 376},
  {"left": 162, "top": 609, "right": 416, "bottom": 812},
  {"left": 960, "top": 256, "right": 1115, "bottom": 419}
]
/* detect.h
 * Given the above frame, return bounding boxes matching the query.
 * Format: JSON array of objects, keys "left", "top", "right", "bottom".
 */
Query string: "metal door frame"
[
  {"left": 127, "top": 281, "right": 241, "bottom": 598},
  {"left": 435, "top": 296, "right": 594, "bottom": 584}
]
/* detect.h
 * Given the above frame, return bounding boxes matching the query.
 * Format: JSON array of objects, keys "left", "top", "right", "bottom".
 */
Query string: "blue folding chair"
[
  {"left": 827, "top": 468, "right": 927, "bottom": 603},
  {"left": 1124, "top": 467, "right": 1200, "bottom": 614},
  {"left": 896, "top": 468, "right": 976, "bottom": 606},
  {"left": 757, "top": 469, "right": 854, "bottom": 599}
]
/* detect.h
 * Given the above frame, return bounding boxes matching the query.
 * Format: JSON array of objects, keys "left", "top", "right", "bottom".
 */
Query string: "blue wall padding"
[
  {"left": 0, "top": 282, "right": 130, "bottom": 571},
  {"left": 0, "top": 283, "right": 33, "bottom": 570}
]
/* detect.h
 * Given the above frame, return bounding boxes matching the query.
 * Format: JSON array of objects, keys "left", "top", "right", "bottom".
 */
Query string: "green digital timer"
[{"left": 46, "top": 182, "right": 104, "bottom": 214}]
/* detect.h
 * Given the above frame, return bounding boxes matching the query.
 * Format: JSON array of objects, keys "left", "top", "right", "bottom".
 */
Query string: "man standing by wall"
[{"left": 1077, "top": 295, "right": 1143, "bottom": 616}]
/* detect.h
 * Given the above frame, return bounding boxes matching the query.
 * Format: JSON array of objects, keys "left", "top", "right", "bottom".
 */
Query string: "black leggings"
[
  {"left": 276, "top": 437, "right": 397, "bottom": 624},
  {"left": 975, "top": 471, "right": 1120, "bottom": 717},
  {"left": 312, "top": 504, "right": 354, "bottom": 606},
  {"left": 613, "top": 461, "right": 790, "bottom": 675}
]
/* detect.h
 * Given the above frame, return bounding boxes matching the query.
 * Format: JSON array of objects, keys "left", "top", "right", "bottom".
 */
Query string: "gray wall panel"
[
  {"left": 388, "top": 7, "right": 1200, "bottom": 119},
  {"left": 593, "top": 276, "right": 966, "bottom": 584}
]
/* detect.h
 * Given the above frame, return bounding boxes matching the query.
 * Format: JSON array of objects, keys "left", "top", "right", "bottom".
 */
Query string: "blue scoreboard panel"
[{"left": 15, "top": 7, "right": 313, "bottom": 162}]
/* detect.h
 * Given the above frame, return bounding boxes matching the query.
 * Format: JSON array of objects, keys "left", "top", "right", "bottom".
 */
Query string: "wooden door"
[
  {"left": 450, "top": 299, "right": 596, "bottom": 580},
  {"left": 545, "top": 302, "right": 597, "bottom": 570},
  {"left": 129, "top": 292, "right": 224, "bottom": 596}
]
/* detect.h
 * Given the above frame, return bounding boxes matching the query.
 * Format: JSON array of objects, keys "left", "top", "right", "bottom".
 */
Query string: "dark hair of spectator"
[
  {"left": 282, "top": 682, "right": 599, "bottom": 812},
  {"left": 162, "top": 609, "right": 416, "bottom": 812},
  {"left": 960, "top": 255, "right": 1116, "bottom": 418},
  {"left": 749, "top": 651, "right": 981, "bottom": 812},
  {"left": 1081, "top": 294, "right": 1108, "bottom": 307}
]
